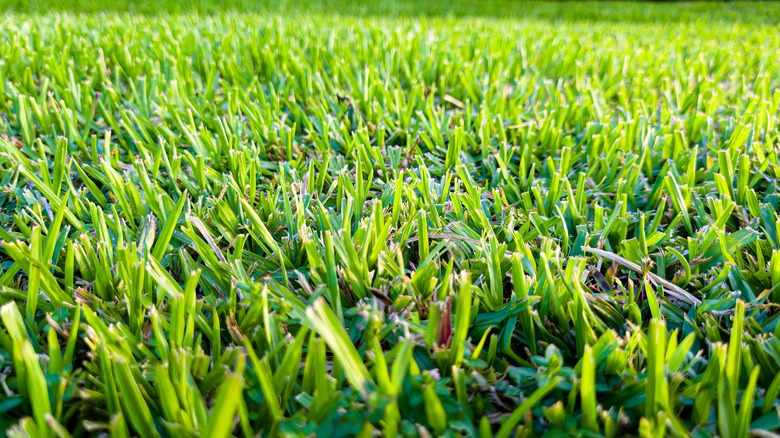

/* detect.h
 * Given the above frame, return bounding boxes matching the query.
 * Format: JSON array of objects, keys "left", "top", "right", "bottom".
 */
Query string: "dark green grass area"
[
  {"left": 4, "top": 0, "right": 780, "bottom": 23},
  {"left": 0, "top": 1, "right": 780, "bottom": 437}
]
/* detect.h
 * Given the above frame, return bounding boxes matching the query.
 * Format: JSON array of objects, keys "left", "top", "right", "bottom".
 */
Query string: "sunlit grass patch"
[{"left": 1, "top": 2, "right": 780, "bottom": 436}]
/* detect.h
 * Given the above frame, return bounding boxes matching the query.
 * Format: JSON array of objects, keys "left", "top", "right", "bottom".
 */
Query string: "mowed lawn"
[{"left": 1, "top": 1, "right": 780, "bottom": 436}]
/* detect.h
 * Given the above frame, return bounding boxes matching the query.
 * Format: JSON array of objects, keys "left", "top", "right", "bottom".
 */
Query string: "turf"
[{"left": 0, "top": 1, "right": 780, "bottom": 437}]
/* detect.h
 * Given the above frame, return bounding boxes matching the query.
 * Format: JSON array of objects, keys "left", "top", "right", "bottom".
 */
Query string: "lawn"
[{"left": 1, "top": 0, "right": 780, "bottom": 436}]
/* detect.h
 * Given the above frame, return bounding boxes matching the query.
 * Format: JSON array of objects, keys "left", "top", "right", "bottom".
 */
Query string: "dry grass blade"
[{"left": 586, "top": 247, "right": 701, "bottom": 305}]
